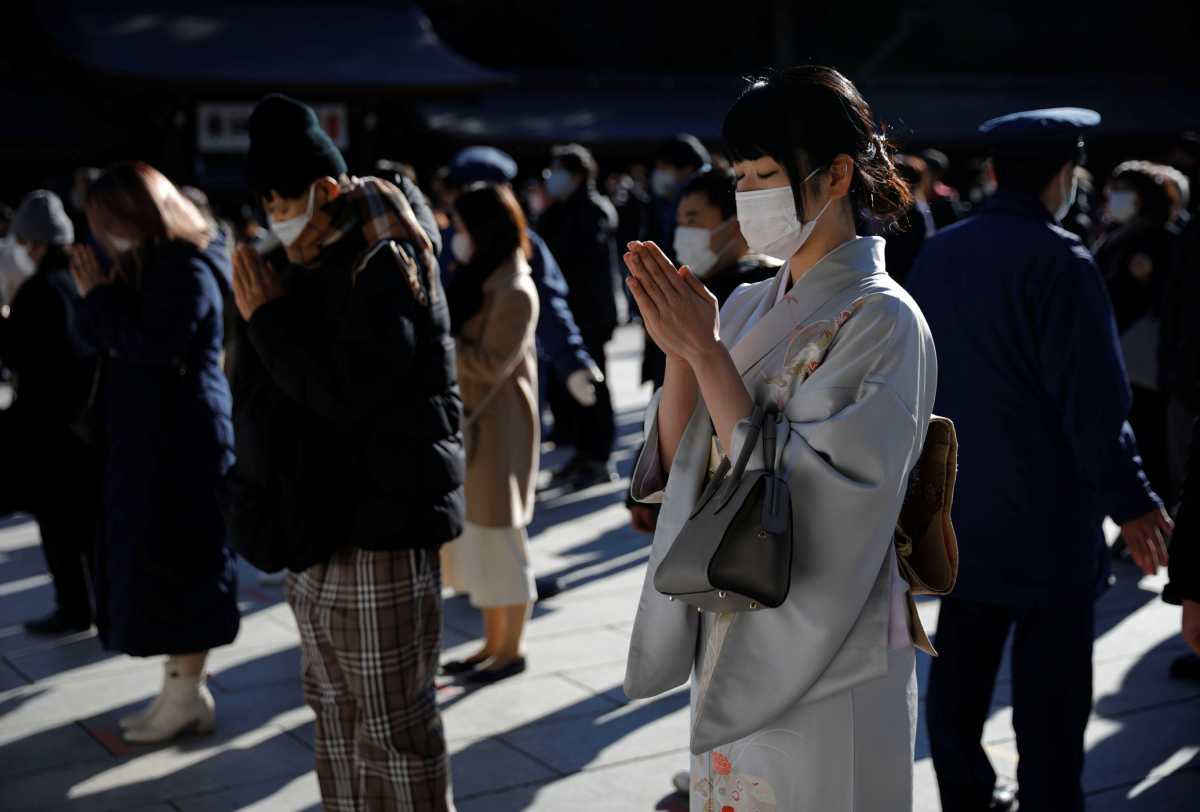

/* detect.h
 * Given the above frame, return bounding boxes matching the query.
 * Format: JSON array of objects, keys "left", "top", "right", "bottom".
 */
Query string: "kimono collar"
[{"left": 729, "top": 236, "right": 885, "bottom": 375}]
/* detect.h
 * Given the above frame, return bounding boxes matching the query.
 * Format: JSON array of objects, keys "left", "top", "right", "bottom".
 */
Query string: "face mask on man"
[
  {"left": 1106, "top": 190, "right": 1138, "bottom": 224},
  {"left": 451, "top": 230, "right": 473, "bottom": 265},
  {"left": 673, "top": 219, "right": 735, "bottom": 279},
  {"left": 12, "top": 242, "right": 36, "bottom": 275},
  {"left": 544, "top": 169, "right": 577, "bottom": 200},
  {"left": 735, "top": 168, "right": 831, "bottom": 260},
  {"left": 651, "top": 168, "right": 679, "bottom": 200},
  {"left": 1055, "top": 172, "right": 1079, "bottom": 222},
  {"left": 269, "top": 183, "right": 317, "bottom": 247}
]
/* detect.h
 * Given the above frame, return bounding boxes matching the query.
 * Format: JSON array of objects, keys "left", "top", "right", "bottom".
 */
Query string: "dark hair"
[
  {"left": 448, "top": 183, "right": 531, "bottom": 334},
  {"left": 991, "top": 154, "right": 1074, "bottom": 196},
  {"left": 551, "top": 143, "right": 598, "bottom": 185},
  {"left": 722, "top": 65, "right": 913, "bottom": 228},
  {"left": 677, "top": 166, "right": 737, "bottom": 220},
  {"left": 1110, "top": 160, "right": 1172, "bottom": 224},
  {"left": 655, "top": 134, "right": 711, "bottom": 172}
]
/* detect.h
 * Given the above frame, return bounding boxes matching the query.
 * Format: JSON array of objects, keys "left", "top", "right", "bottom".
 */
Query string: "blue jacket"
[
  {"left": 440, "top": 227, "right": 593, "bottom": 377},
  {"left": 907, "top": 191, "right": 1161, "bottom": 608},
  {"left": 76, "top": 238, "right": 239, "bottom": 655}
]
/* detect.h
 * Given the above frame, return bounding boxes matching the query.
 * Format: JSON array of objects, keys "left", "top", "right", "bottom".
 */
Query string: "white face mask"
[
  {"left": 1055, "top": 172, "right": 1079, "bottom": 222},
  {"left": 735, "top": 168, "right": 830, "bottom": 259},
  {"left": 451, "top": 230, "right": 473, "bottom": 265},
  {"left": 1106, "top": 190, "right": 1137, "bottom": 224},
  {"left": 673, "top": 219, "right": 733, "bottom": 279},
  {"left": 12, "top": 242, "right": 36, "bottom": 275},
  {"left": 651, "top": 168, "right": 678, "bottom": 200},
  {"left": 269, "top": 184, "right": 317, "bottom": 247},
  {"left": 545, "top": 169, "right": 577, "bottom": 200},
  {"left": 109, "top": 236, "right": 133, "bottom": 253}
]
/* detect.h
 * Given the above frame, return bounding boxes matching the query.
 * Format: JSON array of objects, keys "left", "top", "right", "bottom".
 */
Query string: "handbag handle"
[{"left": 713, "top": 404, "right": 766, "bottom": 506}]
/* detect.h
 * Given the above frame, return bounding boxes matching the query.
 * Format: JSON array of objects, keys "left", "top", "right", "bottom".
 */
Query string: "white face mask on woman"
[
  {"left": 673, "top": 219, "right": 734, "bottom": 278},
  {"left": 1106, "top": 190, "right": 1137, "bottom": 224},
  {"left": 735, "top": 168, "right": 831, "bottom": 259},
  {"left": 269, "top": 183, "right": 317, "bottom": 247},
  {"left": 450, "top": 230, "right": 473, "bottom": 265}
]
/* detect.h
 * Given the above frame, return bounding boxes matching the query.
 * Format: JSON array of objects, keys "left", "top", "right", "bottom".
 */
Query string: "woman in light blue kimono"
[{"left": 623, "top": 66, "right": 937, "bottom": 811}]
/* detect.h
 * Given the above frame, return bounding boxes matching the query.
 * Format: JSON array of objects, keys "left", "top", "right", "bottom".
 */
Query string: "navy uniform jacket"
[{"left": 907, "top": 191, "right": 1161, "bottom": 608}]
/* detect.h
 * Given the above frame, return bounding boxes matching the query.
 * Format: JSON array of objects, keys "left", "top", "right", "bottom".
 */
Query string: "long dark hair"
[
  {"left": 722, "top": 65, "right": 913, "bottom": 229},
  {"left": 448, "top": 183, "right": 531, "bottom": 334},
  {"left": 85, "top": 161, "right": 212, "bottom": 285}
]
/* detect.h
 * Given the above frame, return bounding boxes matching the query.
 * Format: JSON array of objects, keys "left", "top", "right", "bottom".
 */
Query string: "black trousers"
[
  {"left": 0, "top": 414, "right": 98, "bottom": 623},
  {"left": 926, "top": 597, "right": 1094, "bottom": 812},
  {"left": 547, "top": 328, "right": 615, "bottom": 464},
  {"left": 34, "top": 505, "right": 96, "bottom": 622}
]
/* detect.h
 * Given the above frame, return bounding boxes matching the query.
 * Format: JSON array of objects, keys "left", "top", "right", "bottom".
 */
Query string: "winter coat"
[
  {"left": 907, "top": 191, "right": 1161, "bottom": 608},
  {"left": 536, "top": 184, "right": 620, "bottom": 340},
  {"left": 75, "top": 238, "right": 239, "bottom": 656},
  {"left": 457, "top": 254, "right": 540, "bottom": 528},
  {"left": 226, "top": 183, "right": 465, "bottom": 567}
]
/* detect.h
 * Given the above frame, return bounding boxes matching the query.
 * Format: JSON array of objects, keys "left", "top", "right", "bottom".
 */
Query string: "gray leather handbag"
[{"left": 653, "top": 405, "right": 793, "bottom": 612}]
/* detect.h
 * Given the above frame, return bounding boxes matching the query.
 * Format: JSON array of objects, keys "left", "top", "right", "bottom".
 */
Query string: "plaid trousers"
[{"left": 286, "top": 546, "right": 454, "bottom": 811}]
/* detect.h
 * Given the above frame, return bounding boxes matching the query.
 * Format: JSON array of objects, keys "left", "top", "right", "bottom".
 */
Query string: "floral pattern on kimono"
[
  {"left": 761, "top": 295, "right": 878, "bottom": 410},
  {"left": 693, "top": 742, "right": 781, "bottom": 812}
]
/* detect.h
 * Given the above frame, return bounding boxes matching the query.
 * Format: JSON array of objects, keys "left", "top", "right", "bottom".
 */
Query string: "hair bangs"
[{"left": 722, "top": 79, "right": 789, "bottom": 166}]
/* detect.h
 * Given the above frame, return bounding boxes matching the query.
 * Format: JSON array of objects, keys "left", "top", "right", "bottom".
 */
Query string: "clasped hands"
[
  {"left": 69, "top": 244, "right": 113, "bottom": 297},
  {"left": 233, "top": 244, "right": 285, "bottom": 321},
  {"left": 623, "top": 241, "right": 721, "bottom": 365}
]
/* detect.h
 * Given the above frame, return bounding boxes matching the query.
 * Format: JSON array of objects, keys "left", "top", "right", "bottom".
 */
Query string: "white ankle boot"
[
  {"left": 119, "top": 692, "right": 165, "bottom": 730},
  {"left": 123, "top": 665, "right": 215, "bottom": 744}
]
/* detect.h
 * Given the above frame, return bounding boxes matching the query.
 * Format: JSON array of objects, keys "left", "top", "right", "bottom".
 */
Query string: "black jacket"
[
  {"left": 227, "top": 188, "right": 465, "bottom": 571},
  {"left": 0, "top": 253, "right": 95, "bottom": 427},
  {"left": 1160, "top": 217, "right": 1200, "bottom": 408},
  {"left": 1165, "top": 416, "right": 1200, "bottom": 605},
  {"left": 0, "top": 251, "right": 98, "bottom": 515},
  {"left": 537, "top": 184, "right": 620, "bottom": 339}
]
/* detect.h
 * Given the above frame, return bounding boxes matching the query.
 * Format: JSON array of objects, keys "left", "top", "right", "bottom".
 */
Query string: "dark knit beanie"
[{"left": 246, "top": 94, "right": 347, "bottom": 199}]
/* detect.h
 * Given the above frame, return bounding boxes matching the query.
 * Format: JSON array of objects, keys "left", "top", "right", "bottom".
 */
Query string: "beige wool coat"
[{"left": 456, "top": 253, "right": 540, "bottom": 528}]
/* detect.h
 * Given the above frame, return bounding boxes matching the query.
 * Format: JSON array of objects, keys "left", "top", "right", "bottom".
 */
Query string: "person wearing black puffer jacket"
[{"left": 229, "top": 94, "right": 463, "bottom": 811}]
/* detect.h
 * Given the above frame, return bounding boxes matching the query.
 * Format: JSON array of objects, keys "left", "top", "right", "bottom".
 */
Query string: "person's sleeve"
[
  {"left": 455, "top": 285, "right": 538, "bottom": 385},
  {"left": 1036, "top": 251, "right": 1161, "bottom": 521},
  {"left": 76, "top": 255, "right": 211, "bottom": 366},
  {"left": 629, "top": 388, "right": 668, "bottom": 504},
  {"left": 1104, "top": 421, "right": 1164, "bottom": 522},
  {"left": 528, "top": 237, "right": 593, "bottom": 375},
  {"left": 247, "top": 244, "right": 418, "bottom": 421},
  {"left": 1165, "top": 418, "right": 1200, "bottom": 605},
  {"left": 397, "top": 176, "right": 442, "bottom": 258}
]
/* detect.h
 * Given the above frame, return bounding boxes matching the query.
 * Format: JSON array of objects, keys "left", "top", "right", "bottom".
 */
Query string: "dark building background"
[{"left": 2, "top": 0, "right": 1198, "bottom": 208}]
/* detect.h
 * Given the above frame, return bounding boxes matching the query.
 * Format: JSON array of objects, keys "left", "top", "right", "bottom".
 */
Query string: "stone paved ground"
[{"left": 0, "top": 324, "right": 1198, "bottom": 810}]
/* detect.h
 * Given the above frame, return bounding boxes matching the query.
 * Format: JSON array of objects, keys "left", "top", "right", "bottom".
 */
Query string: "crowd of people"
[{"left": 0, "top": 69, "right": 1197, "bottom": 811}]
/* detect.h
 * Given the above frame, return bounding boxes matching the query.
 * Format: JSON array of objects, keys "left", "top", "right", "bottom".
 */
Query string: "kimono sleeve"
[
  {"left": 629, "top": 388, "right": 667, "bottom": 504},
  {"left": 692, "top": 295, "right": 932, "bottom": 752}
]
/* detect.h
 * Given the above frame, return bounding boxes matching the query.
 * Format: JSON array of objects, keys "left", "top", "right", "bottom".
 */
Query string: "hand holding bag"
[{"left": 653, "top": 405, "right": 793, "bottom": 612}]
